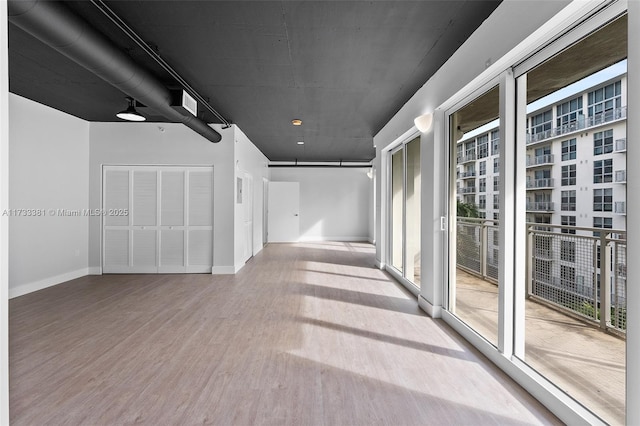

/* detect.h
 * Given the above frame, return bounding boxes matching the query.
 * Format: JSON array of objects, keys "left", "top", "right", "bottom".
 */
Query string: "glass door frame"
[{"left": 385, "top": 131, "right": 421, "bottom": 295}]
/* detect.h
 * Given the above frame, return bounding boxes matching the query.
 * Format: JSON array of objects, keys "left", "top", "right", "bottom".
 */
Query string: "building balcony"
[
  {"left": 615, "top": 170, "right": 626, "bottom": 183},
  {"left": 526, "top": 178, "right": 554, "bottom": 190},
  {"left": 457, "top": 153, "right": 477, "bottom": 164},
  {"left": 526, "top": 106, "right": 627, "bottom": 144},
  {"left": 615, "top": 201, "right": 626, "bottom": 215},
  {"left": 460, "top": 171, "right": 476, "bottom": 179},
  {"left": 460, "top": 187, "right": 476, "bottom": 194},
  {"left": 526, "top": 201, "right": 554, "bottom": 212},
  {"left": 526, "top": 154, "right": 554, "bottom": 167},
  {"left": 615, "top": 138, "right": 627, "bottom": 152}
]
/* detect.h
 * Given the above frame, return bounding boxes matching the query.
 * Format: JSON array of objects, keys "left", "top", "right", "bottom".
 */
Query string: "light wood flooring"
[
  {"left": 455, "top": 268, "right": 625, "bottom": 425},
  {"left": 10, "top": 242, "right": 560, "bottom": 425}
]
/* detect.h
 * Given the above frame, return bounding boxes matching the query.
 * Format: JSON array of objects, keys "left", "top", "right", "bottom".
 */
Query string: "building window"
[
  {"left": 561, "top": 240, "right": 576, "bottom": 263},
  {"left": 493, "top": 158, "right": 499, "bottom": 174},
  {"left": 560, "top": 265, "right": 576, "bottom": 290},
  {"left": 477, "top": 134, "right": 489, "bottom": 159},
  {"left": 588, "top": 80, "right": 622, "bottom": 117},
  {"left": 493, "top": 176, "right": 499, "bottom": 192},
  {"left": 479, "top": 161, "right": 486, "bottom": 176},
  {"left": 493, "top": 194, "right": 499, "bottom": 210},
  {"left": 562, "top": 164, "right": 576, "bottom": 186},
  {"left": 594, "top": 159, "right": 613, "bottom": 183},
  {"left": 593, "top": 216, "right": 613, "bottom": 237},
  {"left": 479, "top": 178, "right": 486, "bottom": 193},
  {"left": 530, "top": 109, "right": 552, "bottom": 136},
  {"left": 465, "top": 141, "right": 475, "bottom": 159},
  {"left": 479, "top": 195, "right": 486, "bottom": 210},
  {"left": 593, "top": 188, "right": 613, "bottom": 212},
  {"left": 491, "top": 131, "right": 500, "bottom": 155},
  {"left": 561, "top": 215, "right": 576, "bottom": 234},
  {"left": 561, "top": 190, "right": 576, "bottom": 211},
  {"left": 593, "top": 129, "right": 614, "bottom": 155},
  {"left": 561, "top": 138, "right": 577, "bottom": 160},
  {"left": 493, "top": 212, "right": 499, "bottom": 221},
  {"left": 556, "top": 96, "right": 583, "bottom": 128}
]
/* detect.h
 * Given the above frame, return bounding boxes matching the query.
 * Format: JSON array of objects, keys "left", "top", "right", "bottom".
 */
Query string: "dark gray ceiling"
[{"left": 8, "top": 1, "right": 501, "bottom": 161}]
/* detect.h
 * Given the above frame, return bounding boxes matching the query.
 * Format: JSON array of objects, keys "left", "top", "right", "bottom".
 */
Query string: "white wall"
[
  {"left": 233, "top": 125, "right": 269, "bottom": 270},
  {"left": 9, "top": 94, "right": 90, "bottom": 297},
  {"left": 270, "top": 167, "right": 371, "bottom": 241},
  {"left": 89, "top": 122, "right": 236, "bottom": 273},
  {"left": 0, "top": 2, "right": 9, "bottom": 421}
]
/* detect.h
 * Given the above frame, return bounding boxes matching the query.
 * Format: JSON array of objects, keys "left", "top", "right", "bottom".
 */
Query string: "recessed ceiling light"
[
  {"left": 297, "top": 141, "right": 305, "bottom": 145},
  {"left": 291, "top": 119, "right": 302, "bottom": 126}
]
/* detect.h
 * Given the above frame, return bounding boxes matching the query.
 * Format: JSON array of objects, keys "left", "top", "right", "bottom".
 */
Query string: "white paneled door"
[{"left": 102, "top": 166, "right": 213, "bottom": 273}]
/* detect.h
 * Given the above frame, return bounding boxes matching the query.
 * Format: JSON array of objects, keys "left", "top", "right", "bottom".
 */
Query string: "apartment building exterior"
[{"left": 456, "top": 70, "right": 627, "bottom": 314}]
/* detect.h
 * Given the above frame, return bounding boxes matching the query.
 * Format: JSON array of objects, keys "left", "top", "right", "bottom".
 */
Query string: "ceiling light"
[
  {"left": 414, "top": 112, "right": 433, "bottom": 132},
  {"left": 297, "top": 141, "right": 305, "bottom": 145},
  {"left": 116, "top": 97, "right": 146, "bottom": 122},
  {"left": 291, "top": 119, "right": 302, "bottom": 126}
]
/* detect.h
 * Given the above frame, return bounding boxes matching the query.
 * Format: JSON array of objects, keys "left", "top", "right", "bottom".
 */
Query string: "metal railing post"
[
  {"left": 526, "top": 226, "right": 533, "bottom": 297},
  {"left": 481, "top": 221, "right": 488, "bottom": 279},
  {"left": 600, "top": 233, "right": 612, "bottom": 329}
]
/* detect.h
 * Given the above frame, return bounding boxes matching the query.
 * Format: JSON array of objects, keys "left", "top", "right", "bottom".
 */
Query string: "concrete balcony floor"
[{"left": 454, "top": 268, "right": 625, "bottom": 425}]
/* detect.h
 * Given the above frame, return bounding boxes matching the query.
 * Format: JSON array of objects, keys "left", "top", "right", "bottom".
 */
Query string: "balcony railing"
[
  {"left": 456, "top": 218, "right": 627, "bottom": 334},
  {"left": 615, "top": 170, "right": 626, "bottom": 183},
  {"left": 526, "top": 154, "right": 554, "bottom": 167},
  {"left": 526, "top": 201, "right": 554, "bottom": 212},
  {"left": 526, "top": 106, "right": 627, "bottom": 144},
  {"left": 615, "top": 201, "right": 626, "bottom": 215},
  {"left": 460, "top": 187, "right": 476, "bottom": 194},
  {"left": 460, "top": 171, "right": 476, "bottom": 178},
  {"left": 615, "top": 138, "right": 627, "bottom": 152},
  {"left": 526, "top": 178, "right": 554, "bottom": 189},
  {"left": 457, "top": 153, "right": 477, "bottom": 164}
]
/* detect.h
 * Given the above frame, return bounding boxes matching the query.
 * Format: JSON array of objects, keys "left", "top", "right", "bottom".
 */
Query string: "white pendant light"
[{"left": 116, "top": 97, "right": 146, "bottom": 122}]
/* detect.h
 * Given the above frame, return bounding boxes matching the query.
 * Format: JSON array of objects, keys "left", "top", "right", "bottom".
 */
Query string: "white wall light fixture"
[{"left": 414, "top": 112, "right": 433, "bottom": 133}]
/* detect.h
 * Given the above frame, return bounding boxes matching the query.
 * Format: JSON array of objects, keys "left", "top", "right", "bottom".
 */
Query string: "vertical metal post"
[
  {"left": 600, "top": 233, "right": 611, "bottom": 329},
  {"left": 593, "top": 239, "right": 600, "bottom": 324},
  {"left": 481, "top": 221, "right": 488, "bottom": 279},
  {"left": 526, "top": 226, "right": 533, "bottom": 297}
]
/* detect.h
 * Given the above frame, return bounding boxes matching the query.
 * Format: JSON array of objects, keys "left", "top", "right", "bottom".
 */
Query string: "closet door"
[
  {"left": 102, "top": 166, "right": 213, "bottom": 274},
  {"left": 103, "top": 169, "right": 131, "bottom": 272},
  {"left": 131, "top": 170, "right": 159, "bottom": 272},
  {"left": 159, "top": 170, "right": 186, "bottom": 273},
  {"left": 186, "top": 169, "right": 213, "bottom": 273}
]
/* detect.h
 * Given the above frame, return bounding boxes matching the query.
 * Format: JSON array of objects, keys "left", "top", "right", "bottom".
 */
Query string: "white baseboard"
[
  {"left": 375, "top": 259, "right": 385, "bottom": 269},
  {"left": 9, "top": 268, "right": 89, "bottom": 299},
  {"left": 211, "top": 265, "right": 236, "bottom": 275},
  {"left": 299, "top": 236, "right": 370, "bottom": 242},
  {"left": 88, "top": 267, "right": 102, "bottom": 275},
  {"left": 418, "top": 294, "right": 442, "bottom": 319}
]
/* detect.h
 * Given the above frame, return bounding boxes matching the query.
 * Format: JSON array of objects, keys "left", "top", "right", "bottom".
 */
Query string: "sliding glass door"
[
  {"left": 448, "top": 85, "right": 501, "bottom": 347},
  {"left": 389, "top": 136, "right": 421, "bottom": 287}
]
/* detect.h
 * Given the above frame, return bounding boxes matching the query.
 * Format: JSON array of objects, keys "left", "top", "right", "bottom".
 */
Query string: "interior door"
[
  {"left": 243, "top": 172, "right": 254, "bottom": 261},
  {"left": 268, "top": 181, "right": 299, "bottom": 243}
]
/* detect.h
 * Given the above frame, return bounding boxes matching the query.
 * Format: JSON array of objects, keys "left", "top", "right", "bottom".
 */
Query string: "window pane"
[
  {"left": 451, "top": 85, "right": 500, "bottom": 348},
  {"left": 520, "top": 16, "right": 626, "bottom": 424},
  {"left": 391, "top": 150, "right": 404, "bottom": 272},
  {"left": 405, "top": 137, "right": 421, "bottom": 285}
]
